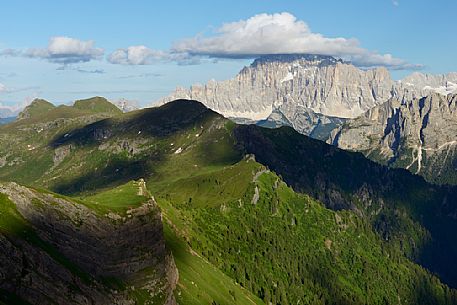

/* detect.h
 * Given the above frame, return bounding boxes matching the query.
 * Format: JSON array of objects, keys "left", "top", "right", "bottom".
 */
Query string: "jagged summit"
[
  {"left": 157, "top": 53, "right": 396, "bottom": 121},
  {"left": 250, "top": 53, "right": 345, "bottom": 67},
  {"left": 331, "top": 92, "right": 457, "bottom": 184},
  {"left": 112, "top": 98, "right": 139, "bottom": 113},
  {"left": 400, "top": 72, "right": 457, "bottom": 96}
]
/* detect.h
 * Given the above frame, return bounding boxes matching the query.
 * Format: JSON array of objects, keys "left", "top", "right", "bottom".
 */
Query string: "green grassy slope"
[
  {"left": 82, "top": 180, "right": 150, "bottom": 215},
  {"left": 1, "top": 99, "right": 457, "bottom": 304},
  {"left": 234, "top": 124, "right": 457, "bottom": 287},
  {"left": 16, "top": 99, "right": 55, "bottom": 120},
  {"left": 152, "top": 157, "right": 457, "bottom": 305},
  {"left": 0, "top": 97, "right": 123, "bottom": 185},
  {"left": 73, "top": 96, "right": 121, "bottom": 114},
  {"left": 164, "top": 223, "right": 264, "bottom": 305}
]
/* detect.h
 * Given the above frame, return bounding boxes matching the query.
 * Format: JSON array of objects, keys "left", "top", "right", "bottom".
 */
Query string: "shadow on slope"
[
  {"left": 234, "top": 124, "right": 457, "bottom": 288},
  {"left": 42, "top": 99, "right": 457, "bottom": 290},
  {"left": 50, "top": 99, "right": 216, "bottom": 148}
]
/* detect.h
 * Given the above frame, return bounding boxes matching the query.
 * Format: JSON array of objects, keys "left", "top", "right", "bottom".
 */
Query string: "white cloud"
[
  {"left": 107, "top": 45, "right": 169, "bottom": 65},
  {"left": 25, "top": 36, "right": 104, "bottom": 64},
  {"left": 172, "top": 12, "right": 419, "bottom": 69},
  {"left": 0, "top": 83, "right": 6, "bottom": 93},
  {"left": 107, "top": 45, "right": 201, "bottom": 65}
]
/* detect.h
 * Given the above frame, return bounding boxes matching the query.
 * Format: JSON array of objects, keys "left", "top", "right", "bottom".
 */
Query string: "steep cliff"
[
  {"left": 0, "top": 181, "right": 177, "bottom": 305},
  {"left": 158, "top": 54, "right": 397, "bottom": 121},
  {"left": 331, "top": 93, "right": 457, "bottom": 184}
]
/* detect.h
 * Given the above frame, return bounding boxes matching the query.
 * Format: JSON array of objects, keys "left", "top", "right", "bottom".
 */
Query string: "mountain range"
[
  {"left": 2, "top": 53, "right": 457, "bottom": 305},
  {"left": 157, "top": 54, "right": 457, "bottom": 183}
]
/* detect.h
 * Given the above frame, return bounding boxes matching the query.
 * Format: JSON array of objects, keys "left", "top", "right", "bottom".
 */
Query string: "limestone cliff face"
[
  {"left": 157, "top": 54, "right": 397, "bottom": 121},
  {"left": 401, "top": 72, "right": 457, "bottom": 96},
  {"left": 330, "top": 93, "right": 457, "bottom": 184},
  {"left": 0, "top": 182, "right": 178, "bottom": 305},
  {"left": 258, "top": 105, "right": 346, "bottom": 141}
]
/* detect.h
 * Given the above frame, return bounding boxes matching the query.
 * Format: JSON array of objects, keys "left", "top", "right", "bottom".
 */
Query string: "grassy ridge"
[
  {"left": 83, "top": 180, "right": 150, "bottom": 215},
  {"left": 153, "top": 159, "right": 457, "bottom": 305},
  {"left": 163, "top": 223, "right": 264, "bottom": 305},
  {"left": 1, "top": 100, "right": 457, "bottom": 304}
]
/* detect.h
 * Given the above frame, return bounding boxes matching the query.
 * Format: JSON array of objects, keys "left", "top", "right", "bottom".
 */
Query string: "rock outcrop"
[
  {"left": 0, "top": 182, "right": 177, "bottom": 305},
  {"left": 258, "top": 105, "right": 346, "bottom": 140},
  {"left": 112, "top": 98, "right": 139, "bottom": 113},
  {"left": 330, "top": 93, "right": 457, "bottom": 184},
  {"left": 400, "top": 72, "right": 457, "bottom": 96}
]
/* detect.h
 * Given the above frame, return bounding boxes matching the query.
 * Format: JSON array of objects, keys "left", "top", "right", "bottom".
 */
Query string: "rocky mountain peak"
[
  {"left": 112, "top": 98, "right": 139, "bottom": 112},
  {"left": 331, "top": 92, "right": 457, "bottom": 184},
  {"left": 157, "top": 54, "right": 398, "bottom": 121},
  {"left": 250, "top": 53, "right": 345, "bottom": 67},
  {"left": 400, "top": 72, "right": 457, "bottom": 96}
]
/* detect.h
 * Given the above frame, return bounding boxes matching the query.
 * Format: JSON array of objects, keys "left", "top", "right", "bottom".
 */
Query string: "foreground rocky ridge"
[{"left": 0, "top": 182, "right": 177, "bottom": 305}]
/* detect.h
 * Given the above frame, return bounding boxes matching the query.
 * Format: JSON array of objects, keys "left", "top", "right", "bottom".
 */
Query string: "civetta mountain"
[{"left": 157, "top": 54, "right": 457, "bottom": 182}]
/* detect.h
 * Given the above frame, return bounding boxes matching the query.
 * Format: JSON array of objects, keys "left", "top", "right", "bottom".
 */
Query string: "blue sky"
[{"left": 0, "top": 0, "right": 455, "bottom": 111}]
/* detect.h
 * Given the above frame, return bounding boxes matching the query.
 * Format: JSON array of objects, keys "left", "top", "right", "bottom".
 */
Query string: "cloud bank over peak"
[
  {"left": 25, "top": 37, "right": 104, "bottom": 65},
  {"left": 171, "top": 12, "right": 420, "bottom": 70}
]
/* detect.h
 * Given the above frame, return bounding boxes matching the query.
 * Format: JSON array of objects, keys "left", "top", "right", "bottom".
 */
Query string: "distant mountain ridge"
[
  {"left": 1, "top": 96, "right": 135, "bottom": 126},
  {"left": 157, "top": 54, "right": 457, "bottom": 141},
  {"left": 401, "top": 72, "right": 457, "bottom": 96},
  {"left": 330, "top": 92, "right": 457, "bottom": 184},
  {"left": 157, "top": 54, "right": 397, "bottom": 122}
]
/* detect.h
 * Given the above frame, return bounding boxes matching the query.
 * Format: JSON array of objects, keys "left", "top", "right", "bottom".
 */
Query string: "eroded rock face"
[
  {"left": 259, "top": 105, "right": 346, "bottom": 140},
  {"left": 158, "top": 54, "right": 397, "bottom": 121},
  {"left": 0, "top": 182, "right": 177, "bottom": 305},
  {"left": 330, "top": 93, "right": 457, "bottom": 184},
  {"left": 53, "top": 144, "right": 72, "bottom": 166},
  {"left": 401, "top": 72, "right": 457, "bottom": 96}
]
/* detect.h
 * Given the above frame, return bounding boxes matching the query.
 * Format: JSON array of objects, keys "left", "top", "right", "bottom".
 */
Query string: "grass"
[
  {"left": 82, "top": 180, "right": 150, "bottom": 215},
  {"left": 154, "top": 157, "right": 457, "bottom": 305},
  {"left": 1, "top": 99, "right": 457, "bottom": 304},
  {"left": 163, "top": 223, "right": 264, "bottom": 305}
]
